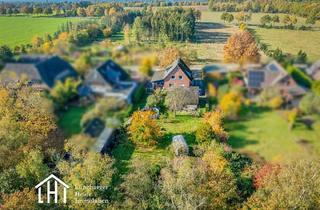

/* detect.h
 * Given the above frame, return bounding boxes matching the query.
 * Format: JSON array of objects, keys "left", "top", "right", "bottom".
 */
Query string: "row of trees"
[
  {"left": 209, "top": 0, "right": 320, "bottom": 21},
  {"left": 0, "top": 2, "right": 123, "bottom": 17}
]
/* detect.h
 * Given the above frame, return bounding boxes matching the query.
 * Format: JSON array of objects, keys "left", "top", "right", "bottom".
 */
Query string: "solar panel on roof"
[{"left": 248, "top": 71, "right": 265, "bottom": 88}]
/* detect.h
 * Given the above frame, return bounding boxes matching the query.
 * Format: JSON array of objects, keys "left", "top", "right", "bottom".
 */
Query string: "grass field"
[
  {"left": 200, "top": 11, "right": 320, "bottom": 62},
  {"left": 253, "top": 27, "right": 320, "bottom": 62},
  {"left": 227, "top": 109, "right": 320, "bottom": 163},
  {"left": 0, "top": 16, "right": 81, "bottom": 47}
]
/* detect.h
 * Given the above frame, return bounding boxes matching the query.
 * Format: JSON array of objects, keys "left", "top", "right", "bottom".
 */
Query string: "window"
[
  {"left": 179, "top": 75, "right": 183, "bottom": 80},
  {"left": 169, "top": 83, "right": 173, "bottom": 87},
  {"left": 171, "top": 75, "right": 175, "bottom": 80}
]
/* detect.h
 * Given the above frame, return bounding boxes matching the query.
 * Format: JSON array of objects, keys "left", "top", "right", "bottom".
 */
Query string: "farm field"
[{"left": 0, "top": 16, "right": 82, "bottom": 47}]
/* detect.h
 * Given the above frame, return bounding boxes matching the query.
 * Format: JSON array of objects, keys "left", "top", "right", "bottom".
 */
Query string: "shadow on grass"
[
  {"left": 108, "top": 131, "right": 135, "bottom": 200},
  {"left": 195, "top": 22, "right": 231, "bottom": 44}
]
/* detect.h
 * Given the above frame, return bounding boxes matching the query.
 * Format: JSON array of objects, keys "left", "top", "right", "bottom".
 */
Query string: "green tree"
[
  {"left": 50, "top": 78, "right": 81, "bottom": 107},
  {"left": 260, "top": 15, "right": 272, "bottom": 27},
  {"left": 16, "top": 150, "right": 49, "bottom": 186},
  {"left": 73, "top": 53, "right": 93, "bottom": 75},
  {"left": 165, "top": 87, "right": 198, "bottom": 116}
]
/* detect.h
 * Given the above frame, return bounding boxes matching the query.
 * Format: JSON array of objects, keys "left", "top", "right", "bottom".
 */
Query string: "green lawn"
[
  {"left": 0, "top": 16, "right": 81, "bottom": 47},
  {"left": 227, "top": 110, "right": 320, "bottom": 163},
  {"left": 57, "top": 106, "right": 91, "bottom": 137}
]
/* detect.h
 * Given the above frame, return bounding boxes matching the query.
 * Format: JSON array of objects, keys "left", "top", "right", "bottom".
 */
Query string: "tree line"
[
  {"left": 0, "top": 2, "right": 123, "bottom": 17},
  {"left": 209, "top": 0, "right": 320, "bottom": 21}
]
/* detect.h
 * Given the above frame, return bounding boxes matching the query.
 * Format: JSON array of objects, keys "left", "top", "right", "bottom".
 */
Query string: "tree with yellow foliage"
[
  {"left": 31, "top": 35, "right": 44, "bottom": 48},
  {"left": 224, "top": 30, "right": 260, "bottom": 65},
  {"left": 58, "top": 32, "right": 69, "bottom": 41},
  {"left": 203, "top": 109, "right": 229, "bottom": 142},
  {"left": 128, "top": 111, "right": 162, "bottom": 146},
  {"left": 208, "top": 83, "right": 217, "bottom": 98},
  {"left": 158, "top": 47, "right": 190, "bottom": 68},
  {"left": 219, "top": 91, "right": 243, "bottom": 119},
  {"left": 139, "top": 55, "right": 157, "bottom": 77}
]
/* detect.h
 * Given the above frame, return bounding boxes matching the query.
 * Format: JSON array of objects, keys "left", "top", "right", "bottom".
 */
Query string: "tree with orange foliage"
[
  {"left": 0, "top": 188, "right": 37, "bottom": 210},
  {"left": 224, "top": 30, "right": 260, "bottom": 65},
  {"left": 128, "top": 111, "right": 162, "bottom": 146},
  {"left": 158, "top": 47, "right": 190, "bottom": 68},
  {"left": 253, "top": 163, "right": 280, "bottom": 189},
  {"left": 203, "top": 109, "right": 229, "bottom": 142}
]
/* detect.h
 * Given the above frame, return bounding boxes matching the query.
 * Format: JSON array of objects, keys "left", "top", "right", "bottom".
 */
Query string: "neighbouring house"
[
  {"left": 83, "top": 59, "right": 137, "bottom": 103},
  {"left": 84, "top": 118, "right": 116, "bottom": 153},
  {"left": 0, "top": 55, "right": 78, "bottom": 89},
  {"left": 150, "top": 58, "right": 205, "bottom": 95},
  {"left": 245, "top": 60, "right": 307, "bottom": 106},
  {"left": 306, "top": 60, "right": 320, "bottom": 81}
]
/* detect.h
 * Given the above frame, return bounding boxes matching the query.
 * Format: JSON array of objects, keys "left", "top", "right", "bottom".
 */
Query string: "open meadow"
[
  {"left": 0, "top": 16, "right": 81, "bottom": 47},
  {"left": 200, "top": 10, "right": 320, "bottom": 62}
]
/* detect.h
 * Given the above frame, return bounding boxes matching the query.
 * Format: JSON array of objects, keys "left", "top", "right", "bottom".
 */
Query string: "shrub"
[
  {"left": 219, "top": 91, "right": 242, "bottom": 118},
  {"left": 286, "top": 65, "right": 312, "bottom": 88},
  {"left": 268, "top": 96, "right": 283, "bottom": 109},
  {"left": 299, "top": 93, "right": 320, "bottom": 114},
  {"left": 196, "top": 122, "right": 216, "bottom": 144}
]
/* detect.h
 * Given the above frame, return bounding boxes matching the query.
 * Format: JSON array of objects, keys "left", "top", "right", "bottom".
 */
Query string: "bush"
[
  {"left": 299, "top": 93, "right": 320, "bottom": 114},
  {"left": 268, "top": 96, "right": 283, "bottom": 109},
  {"left": 219, "top": 91, "right": 243, "bottom": 118},
  {"left": 195, "top": 122, "right": 216, "bottom": 144},
  {"left": 286, "top": 65, "right": 312, "bottom": 88}
]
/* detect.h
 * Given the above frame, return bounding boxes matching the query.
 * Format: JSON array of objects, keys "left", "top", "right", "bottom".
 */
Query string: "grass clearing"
[
  {"left": 0, "top": 16, "right": 81, "bottom": 47},
  {"left": 57, "top": 106, "right": 91, "bottom": 137}
]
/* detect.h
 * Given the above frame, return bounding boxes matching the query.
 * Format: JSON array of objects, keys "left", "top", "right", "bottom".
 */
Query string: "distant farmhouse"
[
  {"left": 1, "top": 55, "right": 78, "bottom": 89},
  {"left": 83, "top": 60, "right": 137, "bottom": 103},
  {"left": 150, "top": 58, "right": 205, "bottom": 95},
  {"left": 245, "top": 60, "right": 307, "bottom": 106},
  {"left": 306, "top": 60, "right": 320, "bottom": 81}
]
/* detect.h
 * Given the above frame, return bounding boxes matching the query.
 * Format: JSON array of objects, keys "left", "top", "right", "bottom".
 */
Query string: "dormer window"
[{"left": 171, "top": 75, "right": 175, "bottom": 80}]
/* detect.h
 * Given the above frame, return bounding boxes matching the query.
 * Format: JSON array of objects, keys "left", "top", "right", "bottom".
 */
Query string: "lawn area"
[
  {"left": 227, "top": 110, "right": 320, "bottom": 163},
  {"left": 0, "top": 16, "right": 82, "bottom": 47},
  {"left": 57, "top": 106, "right": 91, "bottom": 137}
]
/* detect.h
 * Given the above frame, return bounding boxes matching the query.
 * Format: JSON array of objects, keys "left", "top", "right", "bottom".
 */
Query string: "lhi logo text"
[{"left": 35, "top": 174, "right": 69, "bottom": 204}]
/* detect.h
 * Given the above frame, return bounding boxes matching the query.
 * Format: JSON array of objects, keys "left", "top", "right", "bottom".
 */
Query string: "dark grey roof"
[
  {"left": 151, "top": 58, "right": 192, "bottom": 82},
  {"left": 1, "top": 55, "right": 78, "bottom": 88},
  {"left": 96, "top": 60, "right": 129, "bottom": 85},
  {"left": 84, "top": 118, "right": 105, "bottom": 138},
  {"left": 35, "top": 56, "right": 78, "bottom": 88}
]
